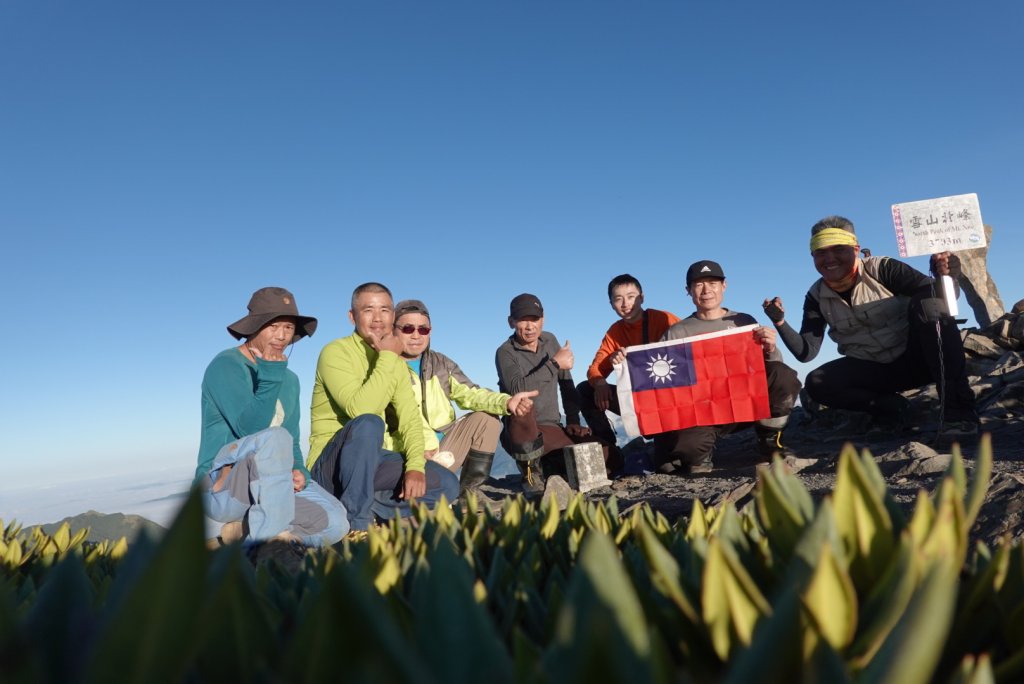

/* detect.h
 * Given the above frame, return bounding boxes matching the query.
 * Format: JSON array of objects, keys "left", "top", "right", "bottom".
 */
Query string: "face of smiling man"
[
  {"left": 812, "top": 244, "right": 859, "bottom": 284},
  {"left": 687, "top": 277, "right": 726, "bottom": 320},
  {"left": 349, "top": 290, "right": 395, "bottom": 344},
  {"left": 395, "top": 312, "right": 431, "bottom": 360},
  {"left": 610, "top": 283, "right": 644, "bottom": 323}
]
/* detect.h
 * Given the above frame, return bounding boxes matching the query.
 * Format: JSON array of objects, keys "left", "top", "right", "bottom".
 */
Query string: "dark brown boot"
[
  {"left": 517, "top": 459, "right": 546, "bottom": 498},
  {"left": 459, "top": 450, "right": 494, "bottom": 499}
]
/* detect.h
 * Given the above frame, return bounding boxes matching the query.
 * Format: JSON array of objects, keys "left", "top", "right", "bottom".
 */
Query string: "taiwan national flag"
[{"left": 615, "top": 325, "right": 770, "bottom": 438}]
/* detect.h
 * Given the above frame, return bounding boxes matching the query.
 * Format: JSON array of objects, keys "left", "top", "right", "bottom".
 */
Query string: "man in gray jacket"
[
  {"left": 657, "top": 261, "right": 802, "bottom": 474},
  {"left": 495, "top": 293, "right": 604, "bottom": 496}
]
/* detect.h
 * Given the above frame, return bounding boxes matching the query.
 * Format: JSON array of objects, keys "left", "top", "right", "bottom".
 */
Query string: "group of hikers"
[{"left": 194, "top": 215, "right": 980, "bottom": 546}]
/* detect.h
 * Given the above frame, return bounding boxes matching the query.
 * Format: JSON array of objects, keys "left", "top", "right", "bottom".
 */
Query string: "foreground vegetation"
[{"left": 2, "top": 435, "right": 1021, "bottom": 683}]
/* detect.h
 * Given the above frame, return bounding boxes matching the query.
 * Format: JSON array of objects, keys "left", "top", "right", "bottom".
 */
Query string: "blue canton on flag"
[{"left": 625, "top": 342, "right": 697, "bottom": 392}]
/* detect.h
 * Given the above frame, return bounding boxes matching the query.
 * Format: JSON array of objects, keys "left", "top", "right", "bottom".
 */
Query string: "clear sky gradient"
[{"left": 2, "top": 1, "right": 1021, "bottom": 523}]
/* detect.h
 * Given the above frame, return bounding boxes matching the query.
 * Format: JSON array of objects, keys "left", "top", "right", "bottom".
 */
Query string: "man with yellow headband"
[{"left": 763, "top": 215, "right": 978, "bottom": 436}]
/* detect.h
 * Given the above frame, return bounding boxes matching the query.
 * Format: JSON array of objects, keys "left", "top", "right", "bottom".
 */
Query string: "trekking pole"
[{"left": 935, "top": 317, "right": 946, "bottom": 438}]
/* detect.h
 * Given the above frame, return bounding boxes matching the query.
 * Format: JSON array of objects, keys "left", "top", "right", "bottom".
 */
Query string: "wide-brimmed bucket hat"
[{"left": 227, "top": 287, "right": 318, "bottom": 342}]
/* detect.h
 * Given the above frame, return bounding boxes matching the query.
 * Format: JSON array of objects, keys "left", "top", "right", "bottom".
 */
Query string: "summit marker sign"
[{"left": 891, "top": 192, "right": 985, "bottom": 258}]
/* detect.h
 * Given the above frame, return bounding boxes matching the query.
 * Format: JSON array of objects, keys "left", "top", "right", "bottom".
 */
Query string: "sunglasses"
[{"left": 396, "top": 324, "right": 432, "bottom": 335}]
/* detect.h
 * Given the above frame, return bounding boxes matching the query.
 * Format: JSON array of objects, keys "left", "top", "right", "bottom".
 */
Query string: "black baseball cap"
[
  {"left": 686, "top": 260, "right": 726, "bottom": 286},
  {"left": 509, "top": 293, "right": 544, "bottom": 319}
]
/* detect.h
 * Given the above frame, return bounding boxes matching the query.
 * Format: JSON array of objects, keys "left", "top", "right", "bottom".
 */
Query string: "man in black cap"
[
  {"left": 495, "top": 293, "right": 602, "bottom": 497},
  {"left": 656, "top": 262, "right": 802, "bottom": 474},
  {"left": 195, "top": 287, "right": 347, "bottom": 547}
]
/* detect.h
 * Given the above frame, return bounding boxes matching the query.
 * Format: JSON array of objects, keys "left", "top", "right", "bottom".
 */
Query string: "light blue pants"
[{"left": 203, "top": 427, "right": 348, "bottom": 546}]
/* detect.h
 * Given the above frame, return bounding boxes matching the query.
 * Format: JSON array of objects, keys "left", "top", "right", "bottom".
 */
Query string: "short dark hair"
[
  {"left": 350, "top": 282, "right": 392, "bottom": 311},
  {"left": 811, "top": 215, "right": 856, "bottom": 235},
  {"left": 607, "top": 274, "right": 643, "bottom": 301}
]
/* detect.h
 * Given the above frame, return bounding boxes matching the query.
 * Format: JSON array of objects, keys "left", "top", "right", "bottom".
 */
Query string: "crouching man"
[
  {"left": 195, "top": 287, "right": 348, "bottom": 546},
  {"left": 657, "top": 261, "right": 802, "bottom": 474},
  {"left": 393, "top": 299, "right": 536, "bottom": 501},
  {"left": 307, "top": 283, "right": 459, "bottom": 532}
]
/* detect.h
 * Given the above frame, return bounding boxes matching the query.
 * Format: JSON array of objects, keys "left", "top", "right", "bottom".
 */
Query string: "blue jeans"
[
  {"left": 203, "top": 427, "right": 348, "bottom": 546},
  {"left": 311, "top": 415, "right": 460, "bottom": 531}
]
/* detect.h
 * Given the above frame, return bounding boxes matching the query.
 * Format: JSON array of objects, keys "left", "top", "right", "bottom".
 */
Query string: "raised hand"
[
  {"left": 370, "top": 330, "right": 404, "bottom": 356},
  {"left": 553, "top": 339, "right": 574, "bottom": 370},
  {"left": 930, "top": 251, "right": 961, "bottom": 278},
  {"left": 247, "top": 344, "right": 286, "bottom": 362},
  {"left": 762, "top": 297, "right": 785, "bottom": 325}
]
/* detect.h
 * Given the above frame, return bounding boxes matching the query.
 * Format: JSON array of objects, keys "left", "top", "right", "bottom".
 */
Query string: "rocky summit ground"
[{"left": 480, "top": 320, "right": 1024, "bottom": 549}]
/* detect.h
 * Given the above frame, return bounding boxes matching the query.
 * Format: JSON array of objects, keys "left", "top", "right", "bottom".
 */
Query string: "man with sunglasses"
[
  {"left": 392, "top": 299, "right": 537, "bottom": 502},
  {"left": 306, "top": 282, "right": 459, "bottom": 532}
]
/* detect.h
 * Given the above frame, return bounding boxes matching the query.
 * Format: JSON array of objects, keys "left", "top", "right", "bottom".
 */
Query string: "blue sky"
[{"left": 2, "top": 1, "right": 1021, "bottom": 523}]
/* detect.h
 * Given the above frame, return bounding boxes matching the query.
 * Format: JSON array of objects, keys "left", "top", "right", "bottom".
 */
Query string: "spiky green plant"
[{"left": 1, "top": 435, "right": 1020, "bottom": 683}]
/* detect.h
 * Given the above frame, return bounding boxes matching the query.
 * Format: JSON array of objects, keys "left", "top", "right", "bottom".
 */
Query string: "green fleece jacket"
[
  {"left": 195, "top": 348, "right": 310, "bottom": 484},
  {"left": 307, "top": 333, "right": 426, "bottom": 472},
  {"left": 406, "top": 349, "right": 510, "bottom": 450}
]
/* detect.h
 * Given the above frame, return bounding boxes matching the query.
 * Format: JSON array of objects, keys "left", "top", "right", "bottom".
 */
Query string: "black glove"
[{"left": 763, "top": 298, "right": 785, "bottom": 324}]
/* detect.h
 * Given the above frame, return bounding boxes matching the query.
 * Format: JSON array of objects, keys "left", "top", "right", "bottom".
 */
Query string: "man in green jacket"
[
  {"left": 307, "top": 283, "right": 459, "bottom": 531},
  {"left": 393, "top": 299, "right": 536, "bottom": 500}
]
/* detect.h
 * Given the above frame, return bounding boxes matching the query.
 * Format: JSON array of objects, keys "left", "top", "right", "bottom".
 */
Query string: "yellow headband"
[{"left": 810, "top": 227, "right": 859, "bottom": 253}]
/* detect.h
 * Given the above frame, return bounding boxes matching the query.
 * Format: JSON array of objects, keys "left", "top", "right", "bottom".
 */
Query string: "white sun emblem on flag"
[{"left": 646, "top": 353, "right": 676, "bottom": 383}]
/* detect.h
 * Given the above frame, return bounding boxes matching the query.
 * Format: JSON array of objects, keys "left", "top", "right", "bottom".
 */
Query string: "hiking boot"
[
  {"left": 656, "top": 456, "right": 712, "bottom": 476},
  {"left": 755, "top": 427, "right": 793, "bottom": 462},
  {"left": 867, "top": 394, "right": 912, "bottom": 429},
  {"left": 684, "top": 458, "right": 714, "bottom": 475},
  {"left": 937, "top": 419, "right": 980, "bottom": 439},
  {"left": 517, "top": 459, "right": 546, "bottom": 498},
  {"left": 459, "top": 450, "right": 494, "bottom": 500},
  {"left": 458, "top": 489, "right": 502, "bottom": 515},
  {"left": 655, "top": 459, "right": 682, "bottom": 475},
  {"left": 832, "top": 411, "right": 873, "bottom": 436}
]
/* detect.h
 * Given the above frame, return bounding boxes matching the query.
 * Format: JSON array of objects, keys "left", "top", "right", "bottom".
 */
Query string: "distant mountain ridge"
[{"left": 35, "top": 510, "right": 165, "bottom": 543}]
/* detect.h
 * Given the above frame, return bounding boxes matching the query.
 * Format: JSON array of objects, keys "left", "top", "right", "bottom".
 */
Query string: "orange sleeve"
[{"left": 586, "top": 324, "right": 623, "bottom": 384}]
